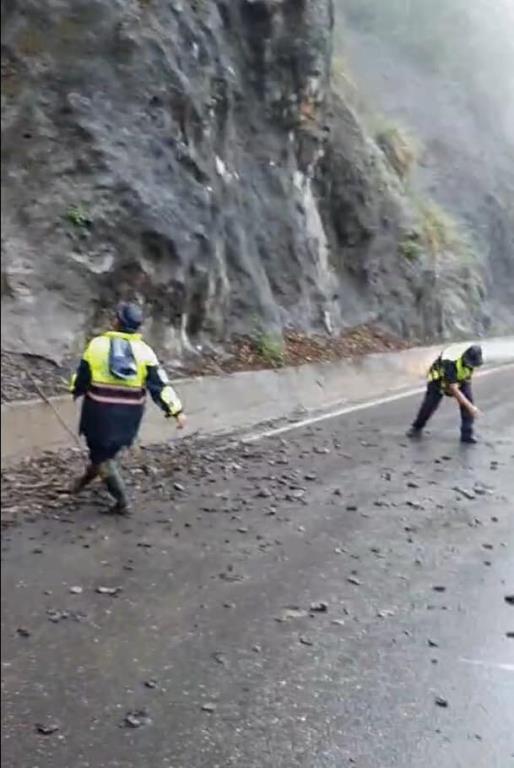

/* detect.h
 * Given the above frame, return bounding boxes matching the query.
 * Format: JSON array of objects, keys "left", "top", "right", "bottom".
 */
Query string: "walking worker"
[
  {"left": 407, "top": 344, "right": 483, "bottom": 444},
  {"left": 70, "top": 302, "right": 186, "bottom": 514}
]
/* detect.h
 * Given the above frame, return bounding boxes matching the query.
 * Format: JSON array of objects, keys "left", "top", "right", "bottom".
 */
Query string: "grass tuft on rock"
[{"left": 374, "top": 120, "right": 420, "bottom": 180}]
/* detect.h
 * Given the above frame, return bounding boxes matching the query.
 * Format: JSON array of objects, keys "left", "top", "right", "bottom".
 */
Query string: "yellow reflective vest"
[
  {"left": 71, "top": 331, "right": 182, "bottom": 415},
  {"left": 428, "top": 345, "right": 473, "bottom": 393}
]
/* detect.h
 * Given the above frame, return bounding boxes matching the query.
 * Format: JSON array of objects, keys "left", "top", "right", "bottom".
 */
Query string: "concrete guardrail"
[{"left": 2, "top": 337, "right": 513, "bottom": 464}]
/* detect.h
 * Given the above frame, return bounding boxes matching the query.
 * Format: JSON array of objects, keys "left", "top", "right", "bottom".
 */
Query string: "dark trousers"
[
  {"left": 412, "top": 380, "right": 474, "bottom": 439},
  {"left": 86, "top": 440, "right": 123, "bottom": 466}
]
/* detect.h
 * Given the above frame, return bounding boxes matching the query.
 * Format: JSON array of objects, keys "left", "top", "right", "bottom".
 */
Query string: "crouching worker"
[
  {"left": 70, "top": 302, "right": 186, "bottom": 514},
  {"left": 407, "top": 344, "right": 483, "bottom": 444}
]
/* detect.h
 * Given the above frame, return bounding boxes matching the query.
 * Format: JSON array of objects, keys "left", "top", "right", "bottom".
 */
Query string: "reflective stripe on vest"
[{"left": 87, "top": 383, "right": 146, "bottom": 406}]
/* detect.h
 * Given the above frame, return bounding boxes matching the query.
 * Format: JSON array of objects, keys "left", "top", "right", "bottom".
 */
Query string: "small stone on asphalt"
[
  {"left": 123, "top": 709, "right": 151, "bottom": 728},
  {"left": 453, "top": 486, "right": 476, "bottom": 500},
  {"left": 96, "top": 586, "right": 121, "bottom": 596},
  {"left": 36, "top": 721, "right": 60, "bottom": 735},
  {"left": 309, "top": 601, "right": 328, "bottom": 613}
]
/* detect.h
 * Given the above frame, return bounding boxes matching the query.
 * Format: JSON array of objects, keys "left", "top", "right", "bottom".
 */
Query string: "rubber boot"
[
  {"left": 99, "top": 461, "right": 130, "bottom": 515},
  {"left": 71, "top": 464, "right": 100, "bottom": 494}
]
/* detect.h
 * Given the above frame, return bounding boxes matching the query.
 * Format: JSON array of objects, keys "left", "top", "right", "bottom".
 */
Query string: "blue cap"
[{"left": 116, "top": 302, "right": 143, "bottom": 332}]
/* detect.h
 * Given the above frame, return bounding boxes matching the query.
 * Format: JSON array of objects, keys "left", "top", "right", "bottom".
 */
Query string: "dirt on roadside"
[{"left": 1, "top": 325, "right": 410, "bottom": 403}]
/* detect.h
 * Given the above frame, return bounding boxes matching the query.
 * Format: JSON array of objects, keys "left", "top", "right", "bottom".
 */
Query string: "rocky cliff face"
[{"left": 0, "top": 0, "right": 498, "bottom": 364}]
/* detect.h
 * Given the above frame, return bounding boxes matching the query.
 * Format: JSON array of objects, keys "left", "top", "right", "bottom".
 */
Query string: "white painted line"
[
  {"left": 460, "top": 658, "right": 514, "bottom": 673},
  {"left": 476, "top": 363, "right": 514, "bottom": 377},
  {"left": 243, "top": 363, "right": 514, "bottom": 443},
  {"left": 244, "top": 386, "right": 424, "bottom": 442}
]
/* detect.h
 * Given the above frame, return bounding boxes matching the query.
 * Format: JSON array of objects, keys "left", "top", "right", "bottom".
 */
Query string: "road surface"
[{"left": 2, "top": 367, "right": 514, "bottom": 768}]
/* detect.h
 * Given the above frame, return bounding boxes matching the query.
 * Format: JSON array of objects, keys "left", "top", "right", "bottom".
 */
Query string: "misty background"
[{"left": 334, "top": 0, "right": 514, "bottom": 328}]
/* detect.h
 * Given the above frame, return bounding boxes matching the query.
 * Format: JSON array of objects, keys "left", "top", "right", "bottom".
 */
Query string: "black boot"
[
  {"left": 406, "top": 426, "right": 423, "bottom": 439},
  {"left": 100, "top": 461, "right": 130, "bottom": 515},
  {"left": 461, "top": 435, "right": 478, "bottom": 445},
  {"left": 71, "top": 464, "right": 99, "bottom": 494}
]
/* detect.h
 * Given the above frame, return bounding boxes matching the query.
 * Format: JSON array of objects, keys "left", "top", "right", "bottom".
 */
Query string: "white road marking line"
[
  {"left": 460, "top": 658, "right": 514, "bottom": 673},
  {"left": 243, "top": 363, "right": 514, "bottom": 443}
]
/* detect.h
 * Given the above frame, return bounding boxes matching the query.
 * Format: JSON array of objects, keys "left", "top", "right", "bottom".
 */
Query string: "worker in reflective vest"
[
  {"left": 70, "top": 302, "right": 186, "bottom": 514},
  {"left": 407, "top": 344, "right": 483, "bottom": 444}
]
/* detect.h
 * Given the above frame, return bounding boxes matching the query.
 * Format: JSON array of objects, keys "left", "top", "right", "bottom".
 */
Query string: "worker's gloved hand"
[{"left": 470, "top": 405, "right": 482, "bottom": 419}]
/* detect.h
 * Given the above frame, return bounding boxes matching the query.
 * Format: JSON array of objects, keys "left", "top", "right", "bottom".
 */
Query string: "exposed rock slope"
[{"left": 1, "top": 0, "right": 498, "bottom": 364}]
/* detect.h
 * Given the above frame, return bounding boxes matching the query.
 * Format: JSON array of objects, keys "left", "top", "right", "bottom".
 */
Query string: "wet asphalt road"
[{"left": 2, "top": 367, "right": 514, "bottom": 768}]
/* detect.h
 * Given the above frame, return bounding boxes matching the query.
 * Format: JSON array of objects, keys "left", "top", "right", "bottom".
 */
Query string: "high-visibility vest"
[
  {"left": 428, "top": 345, "right": 473, "bottom": 389},
  {"left": 72, "top": 331, "right": 180, "bottom": 412}
]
